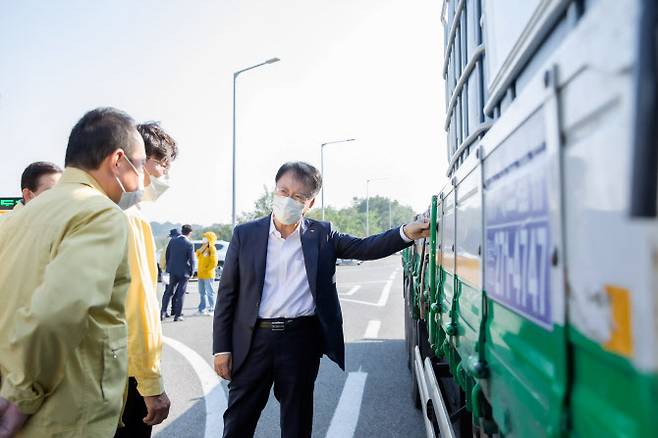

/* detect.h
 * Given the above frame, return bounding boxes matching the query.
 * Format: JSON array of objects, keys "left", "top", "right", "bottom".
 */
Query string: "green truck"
[{"left": 403, "top": 0, "right": 658, "bottom": 436}]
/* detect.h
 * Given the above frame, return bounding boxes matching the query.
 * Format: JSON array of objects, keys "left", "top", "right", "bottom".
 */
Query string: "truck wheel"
[
  {"left": 404, "top": 279, "right": 412, "bottom": 371},
  {"left": 410, "top": 322, "right": 422, "bottom": 410},
  {"left": 410, "top": 357, "right": 421, "bottom": 410}
]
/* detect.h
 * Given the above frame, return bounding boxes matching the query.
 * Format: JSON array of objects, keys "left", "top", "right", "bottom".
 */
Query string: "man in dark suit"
[
  {"left": 212, "top": 162, "right": 429, "bottom": 438},
  {"left": 161, "top": 224, "right": 196, "bottom": 321}
]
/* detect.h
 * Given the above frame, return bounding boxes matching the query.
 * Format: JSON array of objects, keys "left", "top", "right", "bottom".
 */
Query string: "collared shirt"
[
  {"left": 258, "top": 215, "right": 315, "bottom": 318},
  {"left": 214, "top": 219, "right": 414, "bottom": 356}
]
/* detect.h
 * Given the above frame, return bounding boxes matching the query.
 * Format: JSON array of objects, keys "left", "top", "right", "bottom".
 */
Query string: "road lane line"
[
  {"left": 325, "top": 370, "right": 368, "bottom": 438},
  {"left": 340, "top": 280, "right": 388, "bottom": 286},
  {"left": 163, "top": 336, "right": 226, "bottom": 438},
  {"left": 363, "top": 320, "right": 381, "bottom": 338},
  {"left": 340, "top": 285, "right": 361, "bottom": 296},
  {"left": 376, "top": 278, "right": 394, "bottom": 306},
  {"left": 375, "top": 268, "right": 399, "bottom": 306},
  {"left": 340, "top": 298, "right": 381, "bottom": 306},
  {"left": 339, "top": 269, "right": 398, "bottom": 307}
]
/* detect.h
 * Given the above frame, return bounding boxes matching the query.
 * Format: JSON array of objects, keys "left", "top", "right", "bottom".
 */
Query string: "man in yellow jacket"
[
  {"left": 113, "top": 122, "right": 178, "bottom": 438},
  {"left": 0, "top": 107, "right": 146, "bottom": 437},
  {"left": 196, "top": 231, "right": 219, "bottom": 315}
]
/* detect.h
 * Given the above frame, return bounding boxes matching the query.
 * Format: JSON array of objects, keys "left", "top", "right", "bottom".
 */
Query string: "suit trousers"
[
  {"left": 222, "top": 317, "right": 322, "bottom": 438},
  {"left": 114, "top": 377, "right": 152, "bottom": 438},
  {"left": 162, "top": 275, "right": 189, "bottom": 317}
]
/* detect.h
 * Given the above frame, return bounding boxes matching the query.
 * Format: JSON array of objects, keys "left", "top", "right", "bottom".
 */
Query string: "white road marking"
[
  {"left": 325, "top": 370, "right": 368, "bottom": 438},
  {"left": 377, "top": 278, "right": 394, "bottom": 306},
  {"left": 339, "top": 285, "right": 361, "bottom": 296},
  {"left": 363, "top": 320, "right": 381, "bottom": 338},
  {"left": 163, "top": 336, "right": 227, "bottom": 438},
  {"left": 339, "top": 298, "right": 382, "bottom": 306},
  {"left": 340, "top": 269, "right": 398, "bottom": 307},
  {"left": 339, "top": 280, "right": 388, "bottom": 286}
]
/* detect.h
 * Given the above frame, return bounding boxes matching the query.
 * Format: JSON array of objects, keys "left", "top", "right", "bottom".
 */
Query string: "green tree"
[
  {"left": 151, "top": 193, "right": 415, "bottom": 250},
  {"left": 352, "top": 196, "right": 415, "bottom": 233},
  {"left": 306, "top": 196, "right": 414, "bottom": 237},
  {"left": 238, "top": 185, "right": 273, "bottom": 223}
]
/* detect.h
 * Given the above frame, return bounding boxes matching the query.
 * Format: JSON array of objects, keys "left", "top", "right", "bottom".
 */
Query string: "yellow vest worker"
[
  {"left": 196, "top": 231, "right": 219, "bottom": 280},
  {"left": 0, "top": 168, "right": 131, "bottom": 437},
  {"left": 113, "top": 120, "right": 175, "bottom": 436},
  {"left": 124, "top": 205, "right": 164, "bottom": 396}
]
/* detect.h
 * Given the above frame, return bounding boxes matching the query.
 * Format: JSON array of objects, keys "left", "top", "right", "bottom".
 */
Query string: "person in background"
[
  {"left": 196, "top": 231, "right": 219, "bottom": 315},
  {"left": 0, "top": 162, "right": 62, "bottom": 224},
  {"left": 0, "top": 107, "right": 144, "bottom": 437},
  {"left": 159, "top": 228, "right": 179, "bottom": 276},
  {"left": 162, "top": 224, "right": 196, "bottom": 321},
  {"left": 113, "top": 122, "right": 178, "bottom": 438},
  {"left": 20, "top": 161, "right": 63, "bottom": 205},
  {"left": 160, "top": 228, "right": 181, "bottom": 319}
]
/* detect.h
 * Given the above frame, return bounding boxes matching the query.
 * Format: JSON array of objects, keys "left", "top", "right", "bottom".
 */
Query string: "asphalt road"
[{"left": 153, "top": 255, "right": 426, "bottom": 438}]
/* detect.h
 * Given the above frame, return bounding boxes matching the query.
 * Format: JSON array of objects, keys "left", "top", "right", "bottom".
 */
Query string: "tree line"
[{"left": 152, "top": 186, "right": 415, "bottom": 250}]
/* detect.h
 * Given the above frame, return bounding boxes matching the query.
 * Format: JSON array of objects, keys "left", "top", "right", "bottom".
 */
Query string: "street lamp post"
[
  {"left": 232, "top": 57, "right": 280, "bottom": 230},
  {"left": 366, "top": 176, "right": 391, "bottom": 236},
  {"left": 320, "top": 138, "right": 355, "bottom": 221},
  {"left": 388, "top": 199, "right": 392, "bottom": 229},
  {"left": 366, "top": 179, "right": 370, "bottom": 236}
]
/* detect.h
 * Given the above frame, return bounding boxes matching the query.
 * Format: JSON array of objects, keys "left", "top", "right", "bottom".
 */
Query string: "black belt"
[{"left": 256, "top": 316, "right": 317, "bottom": 331}]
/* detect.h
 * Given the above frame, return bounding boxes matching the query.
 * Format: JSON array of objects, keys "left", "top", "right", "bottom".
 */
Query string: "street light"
[
  {"left": 320, "top": 138, "right": 355, "bottom": 220},
  {"left": 232, "top": 57, "right": 280, "bottom": 230},
  {"left": 366, "top": 177, "right": 391, "bottom": 236}
]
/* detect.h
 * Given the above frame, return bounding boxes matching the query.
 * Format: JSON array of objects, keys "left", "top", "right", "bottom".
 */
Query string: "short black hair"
[
  {"left": 21, "top": 161, "right": 63, "bottom": 192},
  {"left": 181, "top": 224, "right": 193, "bottom": 235},
  {"left": 65, "top": 107, "right": 137, "bottom": 170},
  {"left": 137, "top": 122, "right": 178, "bottom": 162},
  {"left": 275, "top": 161, "right": 322, "bottom": 196}
]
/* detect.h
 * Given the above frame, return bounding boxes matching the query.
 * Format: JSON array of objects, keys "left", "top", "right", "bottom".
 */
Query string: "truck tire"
[
  {"left": 404, "top": 277, "right": 412, "bottom": 371},
  {"left": 410, "top": 321, "right": 422, "bottom": 410}
]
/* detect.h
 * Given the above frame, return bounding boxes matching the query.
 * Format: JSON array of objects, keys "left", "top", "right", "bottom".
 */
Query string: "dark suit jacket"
[
  {"left": 165, "top": 235, "right": 195, "bottom": 278},
  {"left": 212, "top": 215, "right": 412, "bottom": 373}
]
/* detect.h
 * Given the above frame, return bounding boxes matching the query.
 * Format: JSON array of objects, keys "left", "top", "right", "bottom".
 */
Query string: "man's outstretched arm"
[{"left": 332, "top": 221, "right": 429, "bottom": 261}]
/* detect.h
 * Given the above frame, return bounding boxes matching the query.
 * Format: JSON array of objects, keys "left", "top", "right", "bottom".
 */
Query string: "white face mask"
[
  {"left": 116, "top": 156, "right": 145, "bottom": 210},
  {"left": 143, "top": 173, "right": 170, "bottom": 202},
  {"left": 272, "top": 194, "right": 306, "bottom": 225}
]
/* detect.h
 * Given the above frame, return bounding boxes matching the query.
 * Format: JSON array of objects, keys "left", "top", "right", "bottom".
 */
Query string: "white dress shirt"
[
  {"left": 214, "top": 220, "right": 413, "bottom": 356},
  {"left": 258, "top": 216, "right": 316, "bottom": 318}
]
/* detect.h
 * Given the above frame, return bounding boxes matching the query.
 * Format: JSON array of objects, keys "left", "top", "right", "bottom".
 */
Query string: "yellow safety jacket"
[
  {"left": 124, "top": 205, "right": 164, "bottom": 396},
  {"left": 0, "top": 168, "right": 131, "bottom": 437},
  {"left": 195, "top": 231, "right": 218, "bottom": 280}
]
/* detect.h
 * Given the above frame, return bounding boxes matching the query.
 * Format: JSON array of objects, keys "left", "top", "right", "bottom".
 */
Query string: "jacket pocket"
[{"left": 100, "top": 325, "right": 128, "bottom": 402}]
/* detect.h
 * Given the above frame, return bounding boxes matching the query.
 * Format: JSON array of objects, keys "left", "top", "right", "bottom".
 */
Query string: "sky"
[{"left": 0, "top": 0, "right": 447, "bottom": 225}]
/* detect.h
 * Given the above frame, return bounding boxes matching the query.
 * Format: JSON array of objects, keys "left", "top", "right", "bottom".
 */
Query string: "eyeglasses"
[
  {"left": 149, "top": 157, "right": 170, "bottom": 170},
  {"left": 275, "top": 187, "right": 311, "bottom": 204},
  {"left": 124, "top": 156, "right": 146, "bottom": 176}
]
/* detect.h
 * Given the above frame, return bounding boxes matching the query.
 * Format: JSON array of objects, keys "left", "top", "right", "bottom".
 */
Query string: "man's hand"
[
  {"left": 214, "top": 353, "right": 232, "bottom": 381},
  {"left": 403, "top": 221, "right": 431, "bottom": 241},
  {"left": 142, "top": 392, "right": 171, "bottom": 426},
  {"left": 0, "top": 397, "right": 28, "bottom": 438}
]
